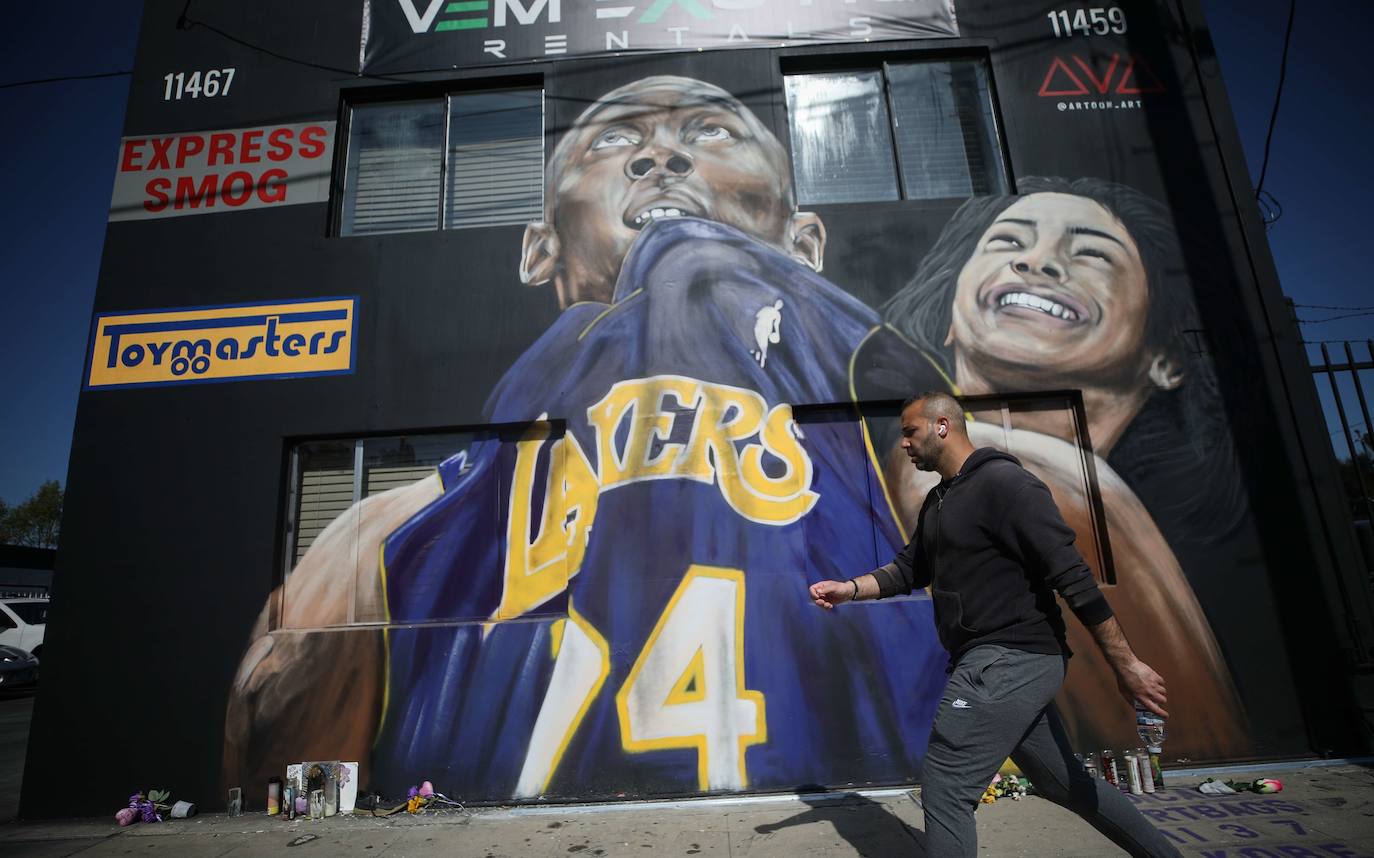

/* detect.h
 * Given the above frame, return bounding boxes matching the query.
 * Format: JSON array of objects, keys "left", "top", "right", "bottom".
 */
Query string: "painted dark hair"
[{"left": 882, "top": 176, "right": 1243, "bottom": 538}]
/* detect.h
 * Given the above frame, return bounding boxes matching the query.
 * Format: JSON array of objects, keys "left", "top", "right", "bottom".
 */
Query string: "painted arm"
[
  {"left": 965, "top": 422, "right": 1246, "bottom": 754},
  {"left": 221, "top": 474, "right": 442, "bottom": 794}
]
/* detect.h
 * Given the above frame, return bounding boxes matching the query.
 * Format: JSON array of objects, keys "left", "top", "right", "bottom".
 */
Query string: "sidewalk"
[{"left": 3, "top": 761, "right": 1373, "bottom": 857}]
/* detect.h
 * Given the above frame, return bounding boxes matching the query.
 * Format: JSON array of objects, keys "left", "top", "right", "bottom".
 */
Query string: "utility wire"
[
  {"left": 1257, "top": 188, "right": 1283, "bottom": 228},
  {"left": 1295, "top": 304, "right": 1374, "bottom": 312},
  {"left": 1253, "top": 0, "right": 1296, "bottom": 200},
  {"left": 0, "top": 69, "right": 131, "bottom": 90},
  {"left": 1298, "top": 312, "right": 1374, "bottom": 325},
  {"left": 178, "top": 14, "right": 398, "bottom": 81}
]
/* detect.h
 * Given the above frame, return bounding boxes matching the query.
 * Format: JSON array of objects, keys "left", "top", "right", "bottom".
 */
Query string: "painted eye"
[
  {"left": 986, "top": 234, "right": 1023, "bottom": 249},
  {"left": 591, "top": 129, "right": 640, "bottom": 150},
  {"left": 691, "top": 124, "right": 733, "bottom": 142}
]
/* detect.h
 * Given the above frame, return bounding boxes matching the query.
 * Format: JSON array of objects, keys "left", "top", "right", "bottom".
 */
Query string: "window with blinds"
[
  {"left": 784, "top": 59, "right": 1008, "bottom": 205},
  {"left": 286, "top": 434, "right": 477, "bottom": 569},
  {"left": 338, "top": 88, "right": 544, "bottom": 236},
  {"left": 280, "top": 425, "right": 569, "bottom": 629}
]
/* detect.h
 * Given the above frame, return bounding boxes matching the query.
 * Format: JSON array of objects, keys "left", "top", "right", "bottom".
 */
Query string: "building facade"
[{"left": 21, "top": 0, "right": 1374, "bottom": 815}]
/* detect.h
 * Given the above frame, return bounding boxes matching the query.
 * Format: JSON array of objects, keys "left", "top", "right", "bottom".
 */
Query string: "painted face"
[
  {"left": 548, "top": 84, "right": 795, "bottom": 304},
  {"left": 948, "top": 193, "right": 1153, "bottom": 388},
  {"left": 899, "top": 402, "right": 942, "bottom": 472}
]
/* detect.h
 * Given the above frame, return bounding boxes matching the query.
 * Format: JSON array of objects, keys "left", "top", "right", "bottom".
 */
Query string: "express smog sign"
[
  {"left": 109, "top": 121, "right": 334, "bottom": 221},
  {"left": 86, "top": 298, "right": 357, "bottom": 390}
]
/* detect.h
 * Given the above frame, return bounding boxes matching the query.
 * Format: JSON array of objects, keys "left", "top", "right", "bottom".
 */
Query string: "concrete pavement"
[
  {"left": 0, "top": 692, "right": 33, "bottom": 824},
  {"left": 2, "top": 761, "right": 1374, "bottom": 856}
]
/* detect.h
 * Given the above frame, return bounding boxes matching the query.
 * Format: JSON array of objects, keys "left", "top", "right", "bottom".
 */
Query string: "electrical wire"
[
  {"left": 1256, "top": 188, "right": 1283, "bottom": 229},
  {"left": 178, "top": 14, "right": 401, "bottom": 81},
  {"left": 0, "top": 69, "right": 131, "bottom": 90},
  {"left": 1295, "top": 304, "right": 1374, "bottom": 312},
  {"left": 1298, "top": 312, "right": 1374, "bottom": 325},
  {"left": 1253, "top": 0, "right": 1296, "bottom": 200}
]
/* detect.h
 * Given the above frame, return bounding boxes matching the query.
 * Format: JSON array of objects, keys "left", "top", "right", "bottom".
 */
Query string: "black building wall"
[{"left": 21, "top": 0, "right": 1367, "bottom": 817}]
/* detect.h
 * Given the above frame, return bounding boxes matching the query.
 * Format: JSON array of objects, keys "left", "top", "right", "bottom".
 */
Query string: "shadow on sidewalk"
[{"left": 753, "top": 789, "right": 928, "bottom": 856}]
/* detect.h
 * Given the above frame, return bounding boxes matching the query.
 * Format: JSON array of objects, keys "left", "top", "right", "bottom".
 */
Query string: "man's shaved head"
[
  {"left": 899, "top": 391, "right": 972, "bottom": 476},
  {"left": 520, "top": 75, "right": 826, "bottom": 307},
  {"left": 903, "top": 391, "right": 968, "bottom": 437}
]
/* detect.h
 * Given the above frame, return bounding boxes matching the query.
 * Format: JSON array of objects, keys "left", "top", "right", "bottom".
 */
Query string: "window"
[
  {"left": 280, "top": 424, "right": 571, "bottom": 628},
  {"left": 338, "top": 88, "right": 543, "bottom": 236},
  {"left": 784, "top": 59, "right": 1008, "bottom": 205},
  {"left": 7, "top": 602, "right": 47, "bottom": 625},
  {"left": 287, "top": 433, "right": 476, "bottom": 568}
]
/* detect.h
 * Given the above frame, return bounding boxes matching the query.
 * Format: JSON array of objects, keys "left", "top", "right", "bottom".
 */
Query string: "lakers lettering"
[{"left": 497, "top": 377, "right": 817, "bottom": 619}]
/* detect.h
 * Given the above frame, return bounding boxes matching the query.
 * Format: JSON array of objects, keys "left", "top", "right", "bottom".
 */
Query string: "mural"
[
  {"left": 223, "top": 76, "right": 1251, "bottom": 800},
  {"left": 865, "top": 178, "right": 1250, "bottom": 757}
]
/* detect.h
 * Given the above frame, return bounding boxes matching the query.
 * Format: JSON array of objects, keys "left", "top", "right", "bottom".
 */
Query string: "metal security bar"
[{"left": 1316, "top": 341, "right": 1374, "bottom": 528}]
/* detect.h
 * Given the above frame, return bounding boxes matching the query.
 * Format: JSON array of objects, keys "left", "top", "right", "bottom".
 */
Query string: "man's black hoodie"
[{"left": 872, "top": 447, "right": 1114, "bottom": 667}]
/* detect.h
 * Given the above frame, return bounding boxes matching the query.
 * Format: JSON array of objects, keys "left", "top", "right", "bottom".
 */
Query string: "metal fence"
[{"left": 1313, "top": 342, "right": 1374, "bottom": 582}]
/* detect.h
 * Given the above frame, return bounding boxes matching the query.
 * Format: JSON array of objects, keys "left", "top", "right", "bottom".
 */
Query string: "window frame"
[
  {"left": 776, "top": 46, "right": 1014, "bottom": 207},
  {"left": 273, "top": 420, "right": 569, "bottom": 632},
  {"left": 330, "top": 73, "right": 547, "bottom": 238}
]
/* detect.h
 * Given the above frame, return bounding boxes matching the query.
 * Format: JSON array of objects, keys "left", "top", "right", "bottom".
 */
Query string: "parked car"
[
  {"left": 0, "top": 598, "right": 47, "bottom": 659},
  {"left": 0, "top": 645, "right": 39, "bottom": 689}
]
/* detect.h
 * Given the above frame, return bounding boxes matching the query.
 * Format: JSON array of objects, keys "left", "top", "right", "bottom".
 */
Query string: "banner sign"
[
  {"left": 361, "top": 0, "right": 959, "bottom": 73},
  {"left": 110, "top": 122, "right": 335, "bottom": 222},
  {"left": 86, "top": 298, "right": 357, "bottom": 390}
]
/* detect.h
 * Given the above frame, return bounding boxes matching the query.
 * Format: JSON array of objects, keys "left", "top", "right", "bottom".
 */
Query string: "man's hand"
[
  {"left": 1117, "top": 657, "right": 1169, "bottom": 719},
  {"left": 809, "top": 579, "right": 854, "bottom": 610},
  {"left": 1086, "top": 615, "right": 1170, "bottom": 718}
]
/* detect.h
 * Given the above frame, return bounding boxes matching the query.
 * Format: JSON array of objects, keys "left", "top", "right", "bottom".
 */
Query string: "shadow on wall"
[{"left": 753, "top": 789, "right": 928, "bottom": 855}]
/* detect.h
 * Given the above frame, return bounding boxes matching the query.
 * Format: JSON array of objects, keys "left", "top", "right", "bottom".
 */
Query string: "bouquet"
[{"left": 117, "top": 789, "right": 171, "bottom": 825}]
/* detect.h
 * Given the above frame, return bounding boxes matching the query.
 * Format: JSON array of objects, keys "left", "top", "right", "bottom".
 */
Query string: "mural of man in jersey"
[{"left": 224, "top": 76, "right": 949, "bottom": 800}]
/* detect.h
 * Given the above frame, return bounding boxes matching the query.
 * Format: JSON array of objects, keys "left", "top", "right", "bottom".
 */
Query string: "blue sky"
[{"left": 0, "top": 0, "right": 1370, "bottom": 505}]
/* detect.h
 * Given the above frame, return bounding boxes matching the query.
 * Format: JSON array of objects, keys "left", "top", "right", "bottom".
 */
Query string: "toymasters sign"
[{"left": 362, "top": 0, "right": 960, "bottom": 72}]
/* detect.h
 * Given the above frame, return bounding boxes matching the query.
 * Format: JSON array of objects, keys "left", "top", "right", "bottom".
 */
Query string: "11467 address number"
[{"left": 162, "top": 68, "right": 236, "bottom": 101}]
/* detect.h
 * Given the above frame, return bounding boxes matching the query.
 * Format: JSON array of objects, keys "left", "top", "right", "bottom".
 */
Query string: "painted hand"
[{"left": 808, "top": 580, "right": 852, "bottom": 610}]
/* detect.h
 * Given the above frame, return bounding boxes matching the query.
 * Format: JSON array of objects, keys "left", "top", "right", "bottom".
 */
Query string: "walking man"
[{"left": 809, "top": 391, "right": 1182, "bottom": 857}]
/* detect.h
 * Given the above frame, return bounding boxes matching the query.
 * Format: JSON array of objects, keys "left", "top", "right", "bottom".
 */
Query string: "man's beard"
[{"left": 913, "top": 436, "right": 942, "bottom": 472}]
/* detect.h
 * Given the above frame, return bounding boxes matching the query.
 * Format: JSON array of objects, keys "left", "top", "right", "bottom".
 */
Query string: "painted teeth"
[
  {"left": 998, "top": 291, "right": 1078, "bottom": 321},
  {"left": 632, "top": 207, "right": 685, "bottom": 227}
]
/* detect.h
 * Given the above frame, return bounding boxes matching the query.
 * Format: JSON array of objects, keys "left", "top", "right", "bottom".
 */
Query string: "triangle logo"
[
  {"left": 1038, "top": 56, "right": 1090, "bottom": 97},
  {"left": 1116, "top": 56, "right": 1166, "bottom": 94},
  {"left": 1072, "top": 54, "right": 1121, "bottom": 95}
]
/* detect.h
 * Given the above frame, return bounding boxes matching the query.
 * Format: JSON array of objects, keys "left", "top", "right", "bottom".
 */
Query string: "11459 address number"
[{"left": 1048, "top": 7, "right": 1127, "bottom": 37}]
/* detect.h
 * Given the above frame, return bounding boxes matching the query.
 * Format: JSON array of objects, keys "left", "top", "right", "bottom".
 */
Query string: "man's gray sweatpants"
[{"left": 920, "top": 644, "right": 1182, "bottom": 857}]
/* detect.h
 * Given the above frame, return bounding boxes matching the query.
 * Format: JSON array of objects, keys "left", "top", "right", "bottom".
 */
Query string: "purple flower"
[
  {"left": 115, "top": 807, "right": 138, "bottom": 826},
  {"left": 125, "top": 794, "right": 163, "bottom": 824},
  {"left": 407, "top": 785, "right": 419, "bottom": 799}
]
